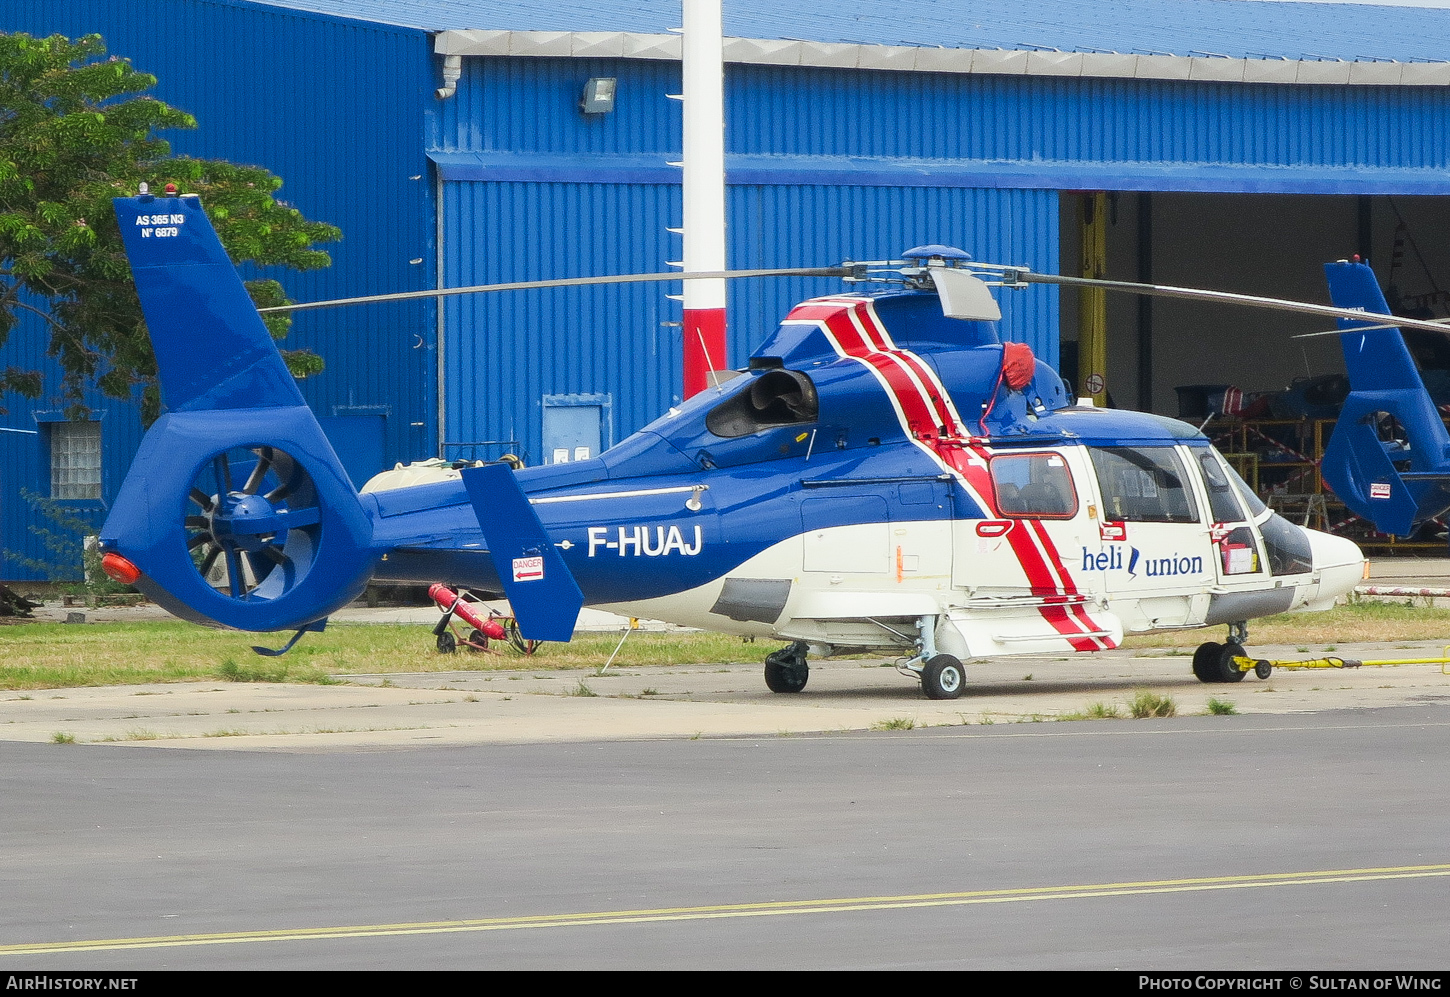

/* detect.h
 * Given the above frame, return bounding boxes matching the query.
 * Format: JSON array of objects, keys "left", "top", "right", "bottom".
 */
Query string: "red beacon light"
[
  {"left": 100, "top": 552, "right": 142, "bottom": 586},
  {"left": 163, "top": 183, "right": 177, "bottom": 195}
]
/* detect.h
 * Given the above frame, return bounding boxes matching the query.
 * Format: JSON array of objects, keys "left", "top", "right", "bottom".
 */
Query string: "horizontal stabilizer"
[
  {"left": 114, "top": 194, "right": 303, "bottom": 412},
  {"left": 460, "top": 463, "right": 583, "bottom": 641}
]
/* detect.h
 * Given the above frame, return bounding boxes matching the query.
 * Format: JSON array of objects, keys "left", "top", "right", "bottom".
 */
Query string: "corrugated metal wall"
[
  {"left": 432, "top": 58, "right": 1063, "bottom": 463},
  {"left": 8, "top": 2, "right": 1450, "bottom": 573},
  {"left": 431, "top": 56, "right": 1450, "bottom": 463},
  {"left": 0, "top": 0, "right": 435, "bottom": 578}
]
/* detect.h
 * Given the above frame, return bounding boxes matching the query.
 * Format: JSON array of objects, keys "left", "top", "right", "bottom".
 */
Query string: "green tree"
[{"left": 0, "top": 31, "right": 340, "bottom": 422}]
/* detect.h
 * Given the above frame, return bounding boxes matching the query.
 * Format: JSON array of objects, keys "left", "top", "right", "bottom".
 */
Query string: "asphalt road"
[{"left": 3, "top": 705, "right": 1450, "bottom": 970}]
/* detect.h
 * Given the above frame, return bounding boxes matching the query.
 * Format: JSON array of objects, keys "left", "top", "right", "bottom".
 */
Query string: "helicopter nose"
[{"left": 1299, "top": 527, "right": 1366, "bottom": 612}]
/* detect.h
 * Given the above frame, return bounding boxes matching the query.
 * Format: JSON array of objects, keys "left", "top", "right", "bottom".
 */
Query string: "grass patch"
[
  {"left": 101, "top": 727, "right": 161, "bottom": 742},
  {"left": 871, "top": 716, "right": 916, "bottom": 731},
  {"left": 50, "top": 731, "right": 75, "bottom": 744},
  {"left": 1204, "top": 697, "right": 1239, "bottom": 716},
  {"left": 1129, "top": 690, "right": 1177, "bottom": 719},
  {"left": 4, "top": 600, "right": 1448, "bottom": 692},
  {"left": 1059, "top": 701, "right": 1123, "bottom": 721},
  {"left": 567, "top": 678, "right": 598, "bottom": 698},
  {"left": 0, "top": 622, "right": 768, "bottom": 691},
  {"left": 217, "top": 657, "right": 337, "bottom": 685}
]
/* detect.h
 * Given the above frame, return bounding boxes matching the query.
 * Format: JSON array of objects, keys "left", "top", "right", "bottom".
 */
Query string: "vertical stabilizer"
[
  {"left": 1324, "top": 261, "right": 1427, "bottom": 393},
  {"left": 102, "top": 194, "right": 375, "bottom": 633},
  {"left": 1321, "top": 261, "right": 1450, "bottom": 536},
  {"left": 115, "top": 193, "right": 304, "bottom": 412}
]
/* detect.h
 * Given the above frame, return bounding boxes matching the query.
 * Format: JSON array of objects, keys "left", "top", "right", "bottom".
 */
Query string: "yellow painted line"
[{"left": 3, "top": 863, "right": 1450, "bottom": 955}]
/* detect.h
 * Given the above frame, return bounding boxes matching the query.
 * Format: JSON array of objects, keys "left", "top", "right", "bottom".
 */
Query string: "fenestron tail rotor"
[{"left": 184, "top": 446, "right": 323, "bottom": 602}]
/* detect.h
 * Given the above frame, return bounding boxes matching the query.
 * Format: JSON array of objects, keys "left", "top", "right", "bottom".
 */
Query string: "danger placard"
[
  {"left": 1370, "top": 482, "right": 1392, "bottom": 499},
  {"left": 512, "top": 555, "right": 544, "bottom": 582}
]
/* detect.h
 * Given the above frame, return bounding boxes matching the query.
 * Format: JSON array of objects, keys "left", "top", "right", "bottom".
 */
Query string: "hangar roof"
[{"left": 247, "top": 0, "right": 1450, "bottom": 64}]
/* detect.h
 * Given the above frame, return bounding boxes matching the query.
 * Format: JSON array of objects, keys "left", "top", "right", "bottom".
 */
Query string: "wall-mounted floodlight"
[{"left": 580, "top": 77, "right": 617, "bottom": 115}]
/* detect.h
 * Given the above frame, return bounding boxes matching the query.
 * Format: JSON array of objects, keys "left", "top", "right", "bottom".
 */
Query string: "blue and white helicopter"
[{"left": 96, "top": 189, "right": 1447, "bottom": 699}]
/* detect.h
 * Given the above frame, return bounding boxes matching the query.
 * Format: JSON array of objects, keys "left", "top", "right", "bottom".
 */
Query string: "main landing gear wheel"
[
  {"left": 1192, "top": 641, "right": 1249, "bottom": 683},
  {"left": 764, "top": 641, "right": 809, "bottom": 694},
  {"left": 921, "top": 654, "right": 965, "bottom": 700}
]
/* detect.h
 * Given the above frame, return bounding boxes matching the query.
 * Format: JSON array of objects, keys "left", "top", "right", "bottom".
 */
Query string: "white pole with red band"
[{"left": 681, "top": 0, "right": 726, "bottom": 398}]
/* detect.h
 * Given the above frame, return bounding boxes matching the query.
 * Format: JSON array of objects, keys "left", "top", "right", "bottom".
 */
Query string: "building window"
[{"left": 50, "top": 421, "right": 101, "bottom": 500}]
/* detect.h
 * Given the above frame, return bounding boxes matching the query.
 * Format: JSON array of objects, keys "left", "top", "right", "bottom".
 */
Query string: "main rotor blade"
[
  {"left": 1291, "top": 316, "right": 1450, "bottom": 340},
  {"left": 1021, "top": 273, "right": 1450, "bottom": 336},
  {"left": 257, "top": 267, "right": 852, "bottom": 315}
]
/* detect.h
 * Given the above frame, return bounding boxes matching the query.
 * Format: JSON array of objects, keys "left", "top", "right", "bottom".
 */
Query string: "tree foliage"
[{"left": 0, "top": 32, "right": 340, "bottom": 421}]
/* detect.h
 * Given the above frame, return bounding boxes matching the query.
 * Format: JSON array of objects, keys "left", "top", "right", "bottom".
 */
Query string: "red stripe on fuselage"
[{"left": 787, "top": 297, "right": 1112, "bottom": 651}]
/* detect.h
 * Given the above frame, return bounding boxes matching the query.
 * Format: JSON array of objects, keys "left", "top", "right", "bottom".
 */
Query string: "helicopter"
[{"left": 95, "top": 188, "right": 1446, "bottom": 699}]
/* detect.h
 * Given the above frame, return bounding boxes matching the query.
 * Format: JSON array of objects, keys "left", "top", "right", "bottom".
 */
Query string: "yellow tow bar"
[{"left": 1230, "top": 646, "right": 1450, "bottom": 679}]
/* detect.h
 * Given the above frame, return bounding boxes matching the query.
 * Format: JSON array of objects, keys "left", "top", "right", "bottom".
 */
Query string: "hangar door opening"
[{"left": 1057, "top": 192, "right": 1450, "bottom": 417}]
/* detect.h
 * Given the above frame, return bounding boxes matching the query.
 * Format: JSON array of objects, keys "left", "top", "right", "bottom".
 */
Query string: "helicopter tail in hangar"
[
  {"left": 96, "top": 192, "right": 376, "bottom": 632},
  {"left": 1320, "top": 260, "right": 1450, "bottom": 537}
]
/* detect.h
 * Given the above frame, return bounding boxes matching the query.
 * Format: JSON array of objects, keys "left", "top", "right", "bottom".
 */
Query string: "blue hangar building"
[{"left": 3, "top": 0, "right": 1450, "bottom": 579}]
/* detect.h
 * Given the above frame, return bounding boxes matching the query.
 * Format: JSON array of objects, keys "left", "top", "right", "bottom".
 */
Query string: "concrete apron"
[
  {"left": 7, "top": 557, "right": 1450, "bottom": 750},
  {"left": 5, "top": 639, "right": 1450, "bottom": 751}
]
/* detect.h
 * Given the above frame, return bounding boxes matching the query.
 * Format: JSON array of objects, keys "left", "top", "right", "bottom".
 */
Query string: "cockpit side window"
[
  {"left": 1197, "top": 449, "right": 1247, "bottom": 524},
  {"left": 990, "top": 452, "right": 1078, "bottom": 519},
  {"left": 1224, "top": 460, "right": 1268, "bottom": 519},
  {"left": 705, "top": 369, "right": 819, "bottom": 439},
  {"left": 1089, "top": 446, "right": 1199, "bottom": 524}
]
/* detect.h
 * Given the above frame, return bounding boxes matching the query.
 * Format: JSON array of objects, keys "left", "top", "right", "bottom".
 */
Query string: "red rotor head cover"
[{"left": 1001, "top": 342, "right": 1036, "bottom": 392}]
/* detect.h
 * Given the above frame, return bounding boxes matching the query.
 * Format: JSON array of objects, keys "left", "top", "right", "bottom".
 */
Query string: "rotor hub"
[{"left": 210, "top": 492, "right": 285, "bottom": 554}]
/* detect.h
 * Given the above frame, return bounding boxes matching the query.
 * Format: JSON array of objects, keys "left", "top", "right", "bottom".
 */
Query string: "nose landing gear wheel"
[
  {"left": 1192, "top": 641, "right": 1249, "bottom": 683},
  {"left": 921, "top": 653, "right": 965, "bottom": 700},
  {"left": 764, "top": 641, "right": 809, "bottom": 693}
]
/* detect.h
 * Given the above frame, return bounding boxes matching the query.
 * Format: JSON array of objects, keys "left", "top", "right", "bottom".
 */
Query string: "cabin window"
[
  {"left": 1089, "top": 446, "right": 1199, "bottom": 524},
  {"left": 1219, "top": 525, "right": 1261, "bottom": 575},
  {"left": 705, "top": 369, "right": 818, "bottom": 439},
  {"left": 990, "top": 452, "right": 1077, "bottom": 519}
]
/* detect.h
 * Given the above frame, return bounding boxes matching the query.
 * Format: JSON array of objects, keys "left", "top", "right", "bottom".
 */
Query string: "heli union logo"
[{"left": 1081, "top": 546, "right": 1203, "bottom": 578}]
